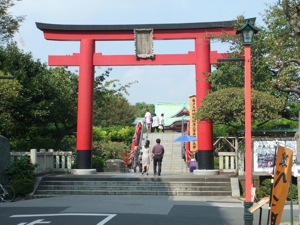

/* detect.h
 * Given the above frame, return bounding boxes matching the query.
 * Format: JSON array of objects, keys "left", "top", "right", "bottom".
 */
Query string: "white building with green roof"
[{"left": 133, "top": 102, "right": 191, "bottom": 132}]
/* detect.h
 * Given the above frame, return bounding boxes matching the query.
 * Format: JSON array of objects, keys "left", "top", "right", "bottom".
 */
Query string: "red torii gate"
[{"left": 36, "top": 20, "right": 241, "bottom": 170}]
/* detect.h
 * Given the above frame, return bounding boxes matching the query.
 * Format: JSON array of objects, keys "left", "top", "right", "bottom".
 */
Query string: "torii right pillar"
[{"left": 195, "top": 37, "right": 214, "bottom": 169}]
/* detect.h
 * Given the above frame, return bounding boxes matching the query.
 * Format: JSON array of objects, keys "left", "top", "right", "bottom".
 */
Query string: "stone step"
[
  {"left": 142, "top": 132, "right": 187, "bottom": 174},
  {"left": 40, "top": 181, "right": 230, "bottom": 187},
  {"left": 34, "top": 190, "right": 231, "bottom": 198},
  {"left": 37, "top": 185, "right": 229, "bottom": 192},
  {"left": 33, "top": 175, "right": 232, "bottom": 198}
]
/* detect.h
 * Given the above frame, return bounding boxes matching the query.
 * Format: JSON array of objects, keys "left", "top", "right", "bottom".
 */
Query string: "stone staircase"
[
  {"left": 33, "top": 175, "right": 232, "bottom": 198},
  {"left": 143, "top": 132, "right": 188, "bottom": 174},
  {"left": 33, "top": 132, "right": 234, "bottom": 198}
]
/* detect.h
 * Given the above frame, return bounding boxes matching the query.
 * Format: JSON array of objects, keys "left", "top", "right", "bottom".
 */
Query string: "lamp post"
[{"left": 236, "top": 20, "right": 259, "bottom": 225}]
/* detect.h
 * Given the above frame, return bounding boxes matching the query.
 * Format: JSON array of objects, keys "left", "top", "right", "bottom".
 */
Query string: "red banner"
[{"left": 270, "top": 145, "right": 293, "bottom": 225}]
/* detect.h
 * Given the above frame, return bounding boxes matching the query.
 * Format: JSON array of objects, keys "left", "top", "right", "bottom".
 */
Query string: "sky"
[{"left": 10, "top": 0, "right": 276, "bottom": 104}]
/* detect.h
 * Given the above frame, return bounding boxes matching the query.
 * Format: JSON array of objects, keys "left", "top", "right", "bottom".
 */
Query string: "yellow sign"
[
  {"left": 189, "top": 95, "right": 198, "bottom": 151},
  {"left": 269, "top": 145, "right": 293, "bottom": 225}
]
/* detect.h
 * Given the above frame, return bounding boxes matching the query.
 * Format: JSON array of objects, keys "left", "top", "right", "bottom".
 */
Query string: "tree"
[
  {"left": 94, "top": 93, "right": 137, "bottom": 126},
  {"left": 0, "top": 71, "right": 22, "bottom": 135},
  {"left": 0, "top": 43, "right": 78, "bottom": 150},
  {"left": 208, "top": 17, "right": 278, "bottom": 95},
  {"left": 0, "top": 0, "right": 24, "bottom": 45},
  {"left": 134, "top": 102, "right": 155, "bottom": 117},
  {"left": 93, "top": 68, "right": 137, "bottom": 127},
  {"left": 263, "top": 0, "right": 300, "bottom": 96},
  {"left": 208, "top": 4, "right": 300, "bottom": 121},
  {"left": 38, "top": 67, "right": 78, "bottom": 149},
  {"left": 196, "top": 88, "right": 285, "bottom": 131},
  {"left": 0, "top": 44, "right": 48, "bottom": 138}
]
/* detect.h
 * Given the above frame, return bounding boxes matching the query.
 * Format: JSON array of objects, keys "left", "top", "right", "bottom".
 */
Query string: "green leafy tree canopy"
[{"left": 196, "top": 88, "right": 285, "bottom": 129}]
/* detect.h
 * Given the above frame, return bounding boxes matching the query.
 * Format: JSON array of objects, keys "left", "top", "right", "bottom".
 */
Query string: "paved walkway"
[{"left": 1, "top": 172, "right": 299, "bottom": 225}]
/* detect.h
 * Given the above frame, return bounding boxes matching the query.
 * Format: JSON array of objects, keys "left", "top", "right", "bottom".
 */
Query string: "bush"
[
  {"left": 93, "top": 126, "right": 134, "bottom": 145},
  {"left": 92, "top": 156, "right": 105, "bottom": 171},
  {"left": 5, "top": 156, "right": 36, "bottom": 197},
  {"left": 214, "top": 157, "right": 219, "bottom": 169},
  {"left": 256, "top": 178, "right": 298, "bottom": 202},
  {"left": 93, "top": 141, "right": 129, "bottom": 162},
  {"left": 9, "top": 178, "right": 35, "bottom": 196},
  {"left": 5, "top": 156, "right": 36, "bottom": 180},
  {"left": 256, "top": 178, "right": 272, "bottom": 199},
  {"left": 287, "top": 183, "right": 298, "bottom": 201}
]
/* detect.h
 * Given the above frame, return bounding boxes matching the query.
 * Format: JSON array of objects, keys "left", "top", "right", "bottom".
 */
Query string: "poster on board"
[{"left": 253, "top": 139, "right": 297, "bottom": 173}]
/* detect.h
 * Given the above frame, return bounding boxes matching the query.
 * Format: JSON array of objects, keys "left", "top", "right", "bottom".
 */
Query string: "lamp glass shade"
[{"left": 242, "top": 29, "right": 254, "bottom": 45}]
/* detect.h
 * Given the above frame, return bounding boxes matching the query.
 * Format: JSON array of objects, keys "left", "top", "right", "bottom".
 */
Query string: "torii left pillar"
[{"left": 76, "top": 39, "right": 95, "bottom": 169}]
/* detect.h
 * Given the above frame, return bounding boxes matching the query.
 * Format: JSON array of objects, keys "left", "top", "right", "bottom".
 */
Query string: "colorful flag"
[{"left": 269, "top": 145, "right": 293, "bottom": 225}]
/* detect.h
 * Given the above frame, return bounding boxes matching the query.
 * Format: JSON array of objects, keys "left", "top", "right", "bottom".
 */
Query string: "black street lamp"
[{"left": 236, "top": 20, "right": 259, "bottom": 225}]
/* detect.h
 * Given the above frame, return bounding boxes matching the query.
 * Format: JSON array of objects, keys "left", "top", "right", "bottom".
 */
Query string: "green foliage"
[
  {"left": 287, "top": 183, "right": 298, "bottom": 201},
  {"left": 94, "top": 93, "right": 137, "bottom": 126},
  {"left": 256, "top": 178, "right": 272, "bottom": 199},
  {"left": 93, "top": 69, "right": 138, "bottom": 127},
  {"left": 210, "top": 4, "right": 300, "bottom": 121},
  {"left": 93, "top": 127, "right": 109, "bottom": 142},
  {"left": 134, "top": 102, "right": 155, "bottom": 117},
  {"left": 91, "top": 156, "right": 105, "bottom": 170},
  {"left": 0, "top": 0, "right": 24, "bottom": 45},
  {"left": 254, "top": 118, "right": 298, "bottom": 129},
  {"left": 5, "top": 156, "right": 36, "bottom": 197},
  {"left": 92, "top": 126, "right": 134, "bottom": 168},
  {"left": 262, "top": 1, "right": 300, "bottom": 97},
  {"left": 0, "top": 44, "right": 136, "bottom": 151},
  {"left": 93, "top": 126, "right": 134, "bottom": 145},
  {"left": 284, "top": 97, "right": 300, "bottom": 121},
  {"left": 196, "top": 88, "right": 285, "bottom": 130},
  {"left": 214, "top": 157, "right": 219, "bottom": 169},
  {"left": 0, "top": 72, "right": 22, "bottom": 134},
  {"left": 5, "top": 156, "right": 36, "bottom": 180},
  {"left": 93, "top": 141, "right": 129, "bottom": 162},
  {"left": 256, "top": 178, "right": 298, "bottom": 201},
  {"left": 9, "top": 178, "right": 35, "bottom": 197},
  {"left": 213, "top": 125, "right": 230, "bottom": 137}
]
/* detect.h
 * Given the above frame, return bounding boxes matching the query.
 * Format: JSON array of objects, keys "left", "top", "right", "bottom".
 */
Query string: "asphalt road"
[{"left": 0, "top": 195, "right": 298, "bottom": 225}]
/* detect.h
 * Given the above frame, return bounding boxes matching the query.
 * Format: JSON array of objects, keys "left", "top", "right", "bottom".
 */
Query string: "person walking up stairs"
[
  {"left": 145, "top": 132, "right": 188, "bottom": 174},
  {"left": 151, "top": 138, "right": 165, "bottom": 176}
]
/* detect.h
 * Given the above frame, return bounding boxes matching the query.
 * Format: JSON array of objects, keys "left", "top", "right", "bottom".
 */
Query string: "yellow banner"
[
  {"left": 189, "top": 95, "right": 197, "bottom": 151},
  {"left": 270, "top": 145, "right": 293, "bottom": 225}
]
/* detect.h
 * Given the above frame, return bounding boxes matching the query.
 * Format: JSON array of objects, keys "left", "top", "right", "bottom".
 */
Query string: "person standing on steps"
[
  {"left": 151, "top": 113, "right": 160, "bottom": 133},
  {"left": 151, "top": 138, "right": 165, "bottom": 176},
  {"left": 141, "top": 140, "right": 151, "bottom": 175},
  {"left": 144, "top": 109, "right": 152, "bottom": 136},
  {"left": 133, "top": 146, "right": 142, "bottom": 173},
  {"left": 159, "top": 113, "right": 165, "bottom": 133}
]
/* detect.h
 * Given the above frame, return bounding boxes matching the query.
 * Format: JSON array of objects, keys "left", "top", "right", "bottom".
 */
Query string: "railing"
[
  {"left": 10, "top": 149, "right": 73, "bottom": 174},
  {"left": 10, "top": 149, "right": 238, "bottom": 174},
  {"left": 218, "top": 152, "right": 237, "bottom": 173}
]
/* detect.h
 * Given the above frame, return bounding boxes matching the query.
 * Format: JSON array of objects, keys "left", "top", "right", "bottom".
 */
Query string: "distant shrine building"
[{"left": 133, "top": 102, "right": 190, "bottom": 132}]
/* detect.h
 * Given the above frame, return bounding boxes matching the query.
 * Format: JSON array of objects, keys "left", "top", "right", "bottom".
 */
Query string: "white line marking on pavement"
[{"left": 10, "top": 213, "right": 117, "bottom": 225}]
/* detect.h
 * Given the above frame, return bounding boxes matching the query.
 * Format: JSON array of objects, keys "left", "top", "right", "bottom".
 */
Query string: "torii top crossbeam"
[{"left": 36, "top": 19, "right": 256, "bottom": 66}]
